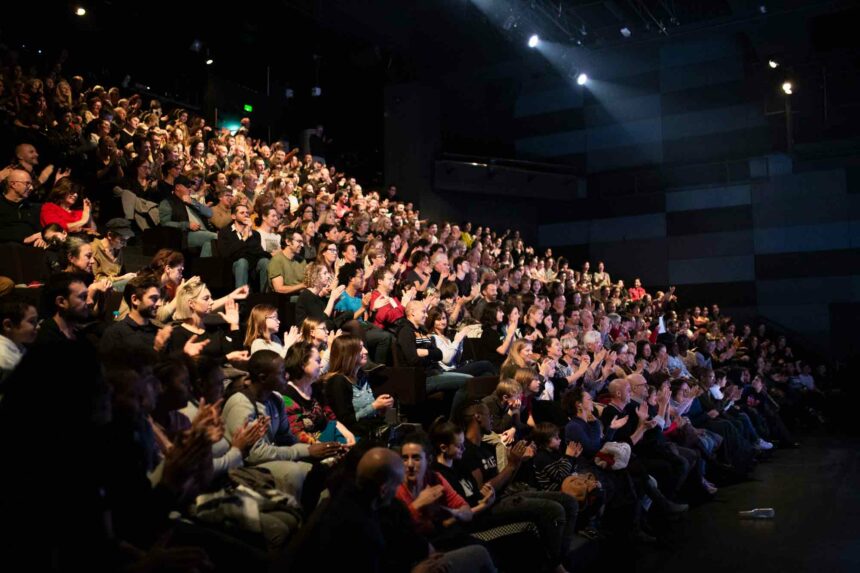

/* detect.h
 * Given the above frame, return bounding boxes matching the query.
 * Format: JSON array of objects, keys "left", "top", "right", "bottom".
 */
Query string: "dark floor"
[{"left": 633, "top": 433, "right": 860, "bottom": 573}]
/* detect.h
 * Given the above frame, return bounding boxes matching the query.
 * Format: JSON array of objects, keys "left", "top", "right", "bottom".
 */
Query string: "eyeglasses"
[
  {"left": 9, "top": 180, "right": 33, "bottom": 189},
  {"left": 266, "top": 314, "right": 279, "bottom": 321}
]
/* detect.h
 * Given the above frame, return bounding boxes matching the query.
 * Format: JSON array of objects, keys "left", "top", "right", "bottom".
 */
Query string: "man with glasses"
[
  {"left": 210, "top": 187, "right": 234, "bottom": 229},
  {"left": 0, "top": 169, "right": 46, "bottom": 247},
  {"left": 268, "top": 231, "right": 308, "bottom": 295}
]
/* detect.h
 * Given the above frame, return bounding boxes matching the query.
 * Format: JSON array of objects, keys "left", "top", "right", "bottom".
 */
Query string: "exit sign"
[{"left": 243, "top": 104, "right": 253, "bottom": 112}]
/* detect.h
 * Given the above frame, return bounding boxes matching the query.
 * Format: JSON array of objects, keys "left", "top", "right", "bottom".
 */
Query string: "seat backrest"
[
  {"left": 465, "top": 375, "right": 500, "bottom": 401},
  {"left": 0, "top": 243, "right": 47, "bottom": 284},
  {"left": 142, "top": 227, "right": 186, "bottom": 255},
  {"left": 391, "top": 335, "right": 408, "bottom": 368}
]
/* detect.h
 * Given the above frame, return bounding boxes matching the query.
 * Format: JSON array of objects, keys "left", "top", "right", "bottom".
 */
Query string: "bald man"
[
  {"left": 0, "top": 168, "right": 46, "bottom": 247},
  {"left": 356, "top": 446, "right": 405, "bottom": 504},
  {"left": 396, "top": 300, "right": 473, "bottom": 419},
  {"left": 600, "top": 376, "right": 690, "bottom": 512},
  {"left": 12, "top": 143, "right": 60, "bottom": 188}
]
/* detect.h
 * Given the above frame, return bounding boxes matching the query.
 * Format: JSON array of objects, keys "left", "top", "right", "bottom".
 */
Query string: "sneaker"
[
  {"left": 757, "top": 438, "right": 774, "bottom": 450},
  {"left": 702, "top": 479, "right": 718, "bottom": 495},
  {"left": 663, "top": 500, "right": 689, "bottom": 514}
]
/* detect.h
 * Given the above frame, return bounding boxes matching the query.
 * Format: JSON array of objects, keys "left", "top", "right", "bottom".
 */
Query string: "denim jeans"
[
  {"left": 233, "top": 257, "right": 269, "bottom": 291},
  {"left": 441, "top": 545, "right": 496, "bottom": 573},
  {"left": 188, "top": 230, "right": 217, "bottom": 256},
  {"left": 426, "top": 372, "right": 471, "bottom": 420}
]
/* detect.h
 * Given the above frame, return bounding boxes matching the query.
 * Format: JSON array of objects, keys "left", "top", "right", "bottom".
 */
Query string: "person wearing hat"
[
  {"left": 91, "top": 218, "right": 138, "bottom": 292},
  {"left": 157, "top": 174, "right": 216, "bottom": 256}
]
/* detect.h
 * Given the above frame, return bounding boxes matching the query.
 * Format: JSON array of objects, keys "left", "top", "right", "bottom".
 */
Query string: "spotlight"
[
  {"left": 205, "top": 59, "right": 214, "bottom": 65},
  {"left": 577, "top": 73, "right": 588, "bottom": 86},
  {"left": 528, "top": 34, "right": 540, "bottom": 48},
  {"left": 620, "top": 27, "right": 631, "bottom": 38},
  {"left": 311, "top": 86, "right": 322, "bottom": 97},
  {"left": 759, "top": 5, "right": 767, "bottom": 14},
  {"left": 768, "top": 59, "right": 779, "bottom": 68},
  {"left": 75, "top": 7, "right": 86, "bottom": 16},
  {"left": 782, "top": 81, "right": 793, "bottom": 95}
]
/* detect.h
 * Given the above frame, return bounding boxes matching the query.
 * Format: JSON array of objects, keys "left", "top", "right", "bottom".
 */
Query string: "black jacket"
[
  {"left": 0, "top": 195, "right": 40, "bottom": 243},
  {"left": 216, "top": 225, "right": 270, "bottom": 264},
  {"left": 396, "top": 320, "right": 442, "bottom": 372}
]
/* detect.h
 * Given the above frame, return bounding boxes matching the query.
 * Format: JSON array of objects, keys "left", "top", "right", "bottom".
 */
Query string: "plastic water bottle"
[{"left": 738, "top": 508, "right": 775, "bottom": 519}]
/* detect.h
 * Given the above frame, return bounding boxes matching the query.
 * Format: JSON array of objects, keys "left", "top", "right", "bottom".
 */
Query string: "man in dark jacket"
[
  {"left": 397, "top": 301, "right": 470, "bottom": 419},
  {"left": 216, "top": 203, "right": 270, "bottom": 291},
  {"left": 0, "top": 169, "right": 45, "bottom": 247},
  {"left": 157, "top": 175, "right": 216, "bottom": 256}
]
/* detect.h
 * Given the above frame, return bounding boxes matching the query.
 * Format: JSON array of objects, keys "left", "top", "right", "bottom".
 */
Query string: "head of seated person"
[{"left": 62, "top": 237, "right": 94, "bottom": 276}]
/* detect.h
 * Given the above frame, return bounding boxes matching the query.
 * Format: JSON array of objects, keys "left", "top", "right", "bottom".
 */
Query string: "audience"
[{"left": 0, "top": 52, "right": 833, "bottom": 572}]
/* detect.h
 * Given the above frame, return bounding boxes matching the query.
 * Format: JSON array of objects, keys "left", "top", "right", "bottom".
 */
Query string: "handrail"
[{"left": 439, "top": 153, "right": 583, "bottom": 175}]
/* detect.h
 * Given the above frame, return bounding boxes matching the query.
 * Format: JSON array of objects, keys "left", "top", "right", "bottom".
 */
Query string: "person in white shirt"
[
  {"left": 256, "top": 204, "right": 283, "bottom": 254},
  {"left": 425, "top": 304, "right": 495, "bottom": 377},
  {"left": 0, "top": 300, "right": 38, "bottom": 383}
]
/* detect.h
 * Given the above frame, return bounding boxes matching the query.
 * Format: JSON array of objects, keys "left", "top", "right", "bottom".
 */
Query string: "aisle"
[{"left": 635, "top": 434, "right": 860, "bottom": 573}]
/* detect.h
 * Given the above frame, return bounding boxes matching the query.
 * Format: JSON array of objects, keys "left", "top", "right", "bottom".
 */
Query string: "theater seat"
[
  {"left": 141, "top": 227, "right": 187, "bottom": 256},
  {"left": 465, "top": 375, "right": 500, "bottom": 401},
  {"left": 370, "top": 339, "right": 428, "bottom": 406},
  {"left": 0, "top": 243, "right": 47, "bottom": 284}
]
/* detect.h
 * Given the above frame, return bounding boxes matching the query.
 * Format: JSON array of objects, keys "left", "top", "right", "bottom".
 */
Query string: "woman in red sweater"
[
  {"left": 40, "top": 179, "right": 96, "bottom": 233},
  {"left": 396, "top": 433, "right": 473, "bottom": 544}
]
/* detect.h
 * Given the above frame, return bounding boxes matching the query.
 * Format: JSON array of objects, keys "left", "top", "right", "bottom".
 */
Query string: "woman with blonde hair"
[
  {"left": 244, "top": 303, "right": 300, "bottom": 356},
  {"left": 500, "top": 339, "right": 536, "bottom": 379},
  {"left": 322, "top": 335, "right": 393, "bottom": 437},
  {"left": 168, "top": 277, "right": 249, "bottom": 362}
]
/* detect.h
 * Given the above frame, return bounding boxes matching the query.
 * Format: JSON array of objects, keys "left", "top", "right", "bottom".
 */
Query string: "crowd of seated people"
[{"left": 0, "top": 52, "right": 833, "bottom": 573}]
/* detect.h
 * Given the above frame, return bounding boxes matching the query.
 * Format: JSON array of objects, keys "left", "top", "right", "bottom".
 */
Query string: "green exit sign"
[{"left": 243, "top": 104, "right": 253, "bottom": 112}]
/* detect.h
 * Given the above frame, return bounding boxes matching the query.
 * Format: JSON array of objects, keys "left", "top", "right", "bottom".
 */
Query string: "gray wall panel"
[
  {"left": 666, "top": 184, "right": 752, "bottom": 212},
  {"left": 590, "top": 239, "right": 669, "bottom": 286},
  {"left": 667, "top": 231, "right": 754, "bottom": 260},
  {"left": 668, "top": 255, "right": 755, "bottom": 285}
]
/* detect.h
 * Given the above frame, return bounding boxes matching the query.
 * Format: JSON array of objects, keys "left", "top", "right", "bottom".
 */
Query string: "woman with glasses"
[
  {"left": 40, "top": 179, "right": 95, "bottom": 233},
  {"left": 245, "top": 303, "right": 301, "bottom": 357},
  {"left": 315, "top": 240, "right": 339, "bottom": 273}
]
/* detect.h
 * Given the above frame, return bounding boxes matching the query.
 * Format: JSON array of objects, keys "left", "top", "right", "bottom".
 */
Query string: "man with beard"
[
  {"left": 34, "top": 272, "right": 92, "bottom": 345},
  {"left": 99, "top": 274, "right": 173, "bottom": 355}
]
